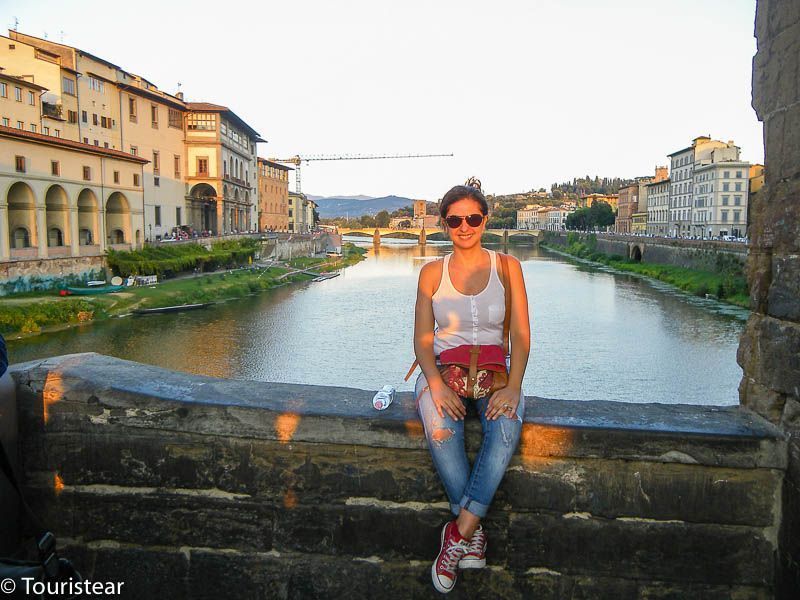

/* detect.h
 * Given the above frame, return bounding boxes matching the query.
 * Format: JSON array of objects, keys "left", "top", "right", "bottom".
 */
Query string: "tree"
[
  {"left": 359, "top": 214, "right": 376, "bottom": 228},
  {"left": 375, "top": 210, "right": 390, "bottom": 228},
  {"left": 589, "top": 200, "right": 615, "bottom": 230},
  {"left": 391, "top": 205, "right": 413, "bottom": 218},
  {"left": 312, "top": 208, "right": 320, "bottom": 225}
]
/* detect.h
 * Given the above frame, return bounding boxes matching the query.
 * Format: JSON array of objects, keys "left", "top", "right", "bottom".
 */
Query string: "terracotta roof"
[
  {"left": 0, "top": 70, "right": 48, "bottom": 91},
  {"left": 186, "top": 101, "right": 263, "bottom": 142},
  {"left": 257, "top": 157, "right": 293, "bottom": 170},
  {"left": 0, "top": 125, "right": 149, "bottom": 163}
]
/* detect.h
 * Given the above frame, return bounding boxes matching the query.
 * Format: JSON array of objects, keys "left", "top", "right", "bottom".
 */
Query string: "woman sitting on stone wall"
[{"left": 411, "top": 178, "right": 531, "bottom": 593}]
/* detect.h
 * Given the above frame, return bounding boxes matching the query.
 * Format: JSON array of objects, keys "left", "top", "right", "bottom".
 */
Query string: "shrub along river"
[{"left": 7, "top": 241, "right": 749, "bottom": 405}]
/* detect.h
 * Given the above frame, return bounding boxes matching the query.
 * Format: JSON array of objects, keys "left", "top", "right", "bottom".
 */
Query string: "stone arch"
[
  {"left": 45, "top": 184, "right": 69, "bottom": 247},
  {"left": 77, "top": 188, "right": 99, "bottom": 245},
  {"left": 190, "top": 183, "right": 218, "bottom": 234},
  {"left": 106, "top": 191, "right": 131, "bottom": 245},
  {"left": 630, "top": 244, "right": 643, "bottom": 262},
  {"left": 7, "top": 181, "right": 37, "bottom": 249}
]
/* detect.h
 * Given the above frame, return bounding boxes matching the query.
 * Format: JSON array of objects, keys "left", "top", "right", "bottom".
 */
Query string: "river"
[{"left": 6, "top": 240, "right": 749, "bottom": 405}]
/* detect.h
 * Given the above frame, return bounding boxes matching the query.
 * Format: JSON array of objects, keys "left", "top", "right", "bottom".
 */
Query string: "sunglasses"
[{"left": 444, "top": 214, "right": 485, "bottom": 229}]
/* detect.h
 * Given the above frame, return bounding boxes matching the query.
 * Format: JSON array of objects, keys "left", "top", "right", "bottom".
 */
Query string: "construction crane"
[{"left": 267, "top": 153, "right": 453, "bottom": 194}]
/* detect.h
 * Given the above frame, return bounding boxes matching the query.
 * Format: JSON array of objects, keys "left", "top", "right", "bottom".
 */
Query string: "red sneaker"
[
  {"left": 431, "top": 520, "right": 471, "bottom": 593},
  {"left": 458, "top": 524, "right": 486, "bottom": 569}
]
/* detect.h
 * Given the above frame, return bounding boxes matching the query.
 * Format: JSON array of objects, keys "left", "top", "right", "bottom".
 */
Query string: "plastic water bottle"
[{"left": 372, "top": 385, "right": 395, "bottom": 410}]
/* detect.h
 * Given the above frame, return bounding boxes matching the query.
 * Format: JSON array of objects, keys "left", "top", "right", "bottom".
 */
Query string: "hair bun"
[{"left": 464, "top": 176, "right": 482, "bottom": 191}]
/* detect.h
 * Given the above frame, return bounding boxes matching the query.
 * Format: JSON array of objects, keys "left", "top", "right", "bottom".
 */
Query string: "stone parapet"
[{"left": 7, "top": 353, "right": 786, "bottom": 598}]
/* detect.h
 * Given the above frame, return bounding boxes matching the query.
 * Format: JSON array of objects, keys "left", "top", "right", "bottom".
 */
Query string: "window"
[
  {"left": 168, "top": 108, "right": 181, "bottom": 129},
  {"left": 54, "top": 129, "right": 60, "bottom": 138},
  {"left": 104, "top": 142, "right": 109, "bottom": 148},
  {"left": 723, "top": 182, "right": 730, "bottom": 192},
  {"left": 28, "top": 91, "right": 35, "bottom": 105},
  {"left": 176, "top": 207, "right": 181, "bottom": 225},
  {"left": 734, "top": 211, "right": 741, "bottom": 223},
  {"left": 14, "top": 87, "right": 22, "bottom": 102},
  {"left": 88, "top": 75, "right": 104, "bottom": 93},
  {"left": 724, "top": 171, "right": 730, "bottom": 178},
  {"left": 128, "top": 96, "right": 137, "bottom": 122},
  {"left": 62, "top": 77, "right": 76, "bottom": 95},
  {"left": 197, "top": 157, "right": 209, "bottom": 176},
  {"left": 30, "top": 124, "right": 36, "bottom": 133},
  {"left": 152, "top": 151, "right": 160, "bottom": 174},
  {"left": 16, "top": 121, "right": 23, "bottom": 129},
  {"left": 82, "top": 110, "right": 87, "bottom": 123},
  {"left": 2, "top": 117, "right": 9, "bottom": 127},
  {"left": 155, "top": 206, "right": 161, "bottom": 226},
  {"left": 43, "top": 126, "right": 49, "bottom": 135},
  {"left": 722, "top": 210, "right": 728, "bottom": 223},
  {"left": 735, "top": 182, "right": 742, "bottom": 191},
  {"left": 736, "top": 170, "right": 742, "bottom": 178},
  {"left": 151, "top": 104, "right": 158, "bottom": 128},
  {"left": 51, "top": 160, "right": 60, "bottom": 176},
  {"left": 187, "top": 113, "right": 216, "bottom": 130},
  {"left": 174, "top": 154, "right": 181, "bottom": 178},
  {"left": 154, "top": 177, "right": 160, "bottom": 187},
  {"left": 130, "top": 145, "right": 138, "bottom": 156},
  {"left": 83, "top": 166, "right": 91, "bottom": 181},
  {"left": 67, "top": 110, "right": 77, "bottom": 123},
  {"left": 93, "top": 139, "right": 99, "bottom": 146},
  {"left": 83, "top": 137, "right": 89, "bottom": 144},
  {"left": 93, "top": 113, "right": 98, "bottom": 126},
  {"left": 113, "top": 171, "right": 120, "bottom": 184},
  {"left": 722, "top": 195, "right": 729, "bottom": 206},
  {"left": 735, "top": 195, "right": 742, "bottom": 206},
  {"left": 15, "top": 156, "right": 25, "bottom": 173},
  {"left": 133, "top": 173, "right": 140, "bottom": 187},
  {"left": 0, "top": 82, "right": 6, "bottom": 97}
]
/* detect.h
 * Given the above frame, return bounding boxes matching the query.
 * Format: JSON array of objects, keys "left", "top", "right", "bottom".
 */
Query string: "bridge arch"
[{"left": 630, "top": 244, "right": 643, "bottom": 262}]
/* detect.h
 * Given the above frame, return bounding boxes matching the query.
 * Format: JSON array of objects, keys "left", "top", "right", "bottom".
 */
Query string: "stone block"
[
  {"left": 753, "top": 21, "right": 800, "bottom": 118},
  {"left": 506, "top": 512, "right": 773, "bottom": 585},
  {"left": 739, "top": 376, "right": 786, "bottom": 423},
  {"left": 738, "top": 314, "right": 800, "bottom": 397},
  {"left": 637, "top": 581, "right": 771, "bottom": 599},
  {"left": 501, "top": 458, "right": 779, "bottom": 527}
]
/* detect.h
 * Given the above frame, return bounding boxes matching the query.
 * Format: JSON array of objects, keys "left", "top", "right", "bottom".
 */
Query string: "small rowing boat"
[
  {"left": 133, "top": 303, "right": 213, "bottom": 315},
  {"left": 61, "top": 285, "right": 124, "bottom": 295}
]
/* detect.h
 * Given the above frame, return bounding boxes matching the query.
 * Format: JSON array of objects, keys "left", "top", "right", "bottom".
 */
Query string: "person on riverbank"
[{"left": 412, "top": 179, "right": 531, "bottom": 593}]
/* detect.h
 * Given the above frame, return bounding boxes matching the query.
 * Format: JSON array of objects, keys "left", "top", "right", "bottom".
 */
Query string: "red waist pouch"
[{"left": 438, "top": 344, "right": 508, "bottom": 399}]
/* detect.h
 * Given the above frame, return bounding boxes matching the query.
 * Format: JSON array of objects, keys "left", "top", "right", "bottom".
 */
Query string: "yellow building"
[
  {"left": 1, "top": 31, "right": 187, "bottom": 241},
  {"left": 257, "top": 158, "right": 291, "bottom": 232},
  {"left": 1, "top": 123, "right": 147, "bottom": 263},
  {"left": 631, "top": 212, "right": 647, "bottom": 234},
  {"left": 185, "top": 103, "right": 262, "bottom": 234},
  {"left": 749, "top": 164, "right": 765, "bottom": 194},
  {"left": 580, "top": 193, "right": 619, "bottom": 210}
]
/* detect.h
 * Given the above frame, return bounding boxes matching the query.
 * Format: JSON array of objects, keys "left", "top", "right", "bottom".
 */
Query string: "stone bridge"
[{"left": 340, "top": 227, "right": 543, "bottom": 245}]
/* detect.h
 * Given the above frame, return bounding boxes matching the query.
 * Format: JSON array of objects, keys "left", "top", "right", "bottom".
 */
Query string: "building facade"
[
  {"left": 615, "top": 184, "right": 638, "bottom": 234},
  {"left": 692, "top": 159, "right": 751, "bottom": 238},
  {"left": 184, "top": 103, "right": 262, "bottom": 235},
  {"left": 1, "top": 124, "right": 148, "bottom": 261},
  {"left": 257, "top": 158, "right": 290, "bottom": 232},
  {"left": 580, "top": 193, "right": 618, "bottom": 210},
  {"left": 646, "top": 178, "right": 670, "bottom": 236}
]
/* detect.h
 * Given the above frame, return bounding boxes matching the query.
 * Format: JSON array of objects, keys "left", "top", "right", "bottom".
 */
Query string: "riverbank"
[
  {"left": 541, "top": 236, "right": 749, "bottom": 308},
  {"left": 0, "top": 243, "right": 367, "bottom": 337}
]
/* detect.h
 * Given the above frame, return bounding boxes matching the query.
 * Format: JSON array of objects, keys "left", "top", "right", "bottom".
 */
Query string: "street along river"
[{"left": 7, "top": 241, "right": 748, "bottom": 405}]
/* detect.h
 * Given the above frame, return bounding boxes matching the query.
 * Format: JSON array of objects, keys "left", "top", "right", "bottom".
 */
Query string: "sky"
[{"left": 3, "top": 0, "right": 762, "bottom": 199}]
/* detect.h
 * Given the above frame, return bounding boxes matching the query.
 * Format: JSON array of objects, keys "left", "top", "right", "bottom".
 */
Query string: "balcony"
[{"left": 42, "top": 102, "right": 63, "bottom": 120}]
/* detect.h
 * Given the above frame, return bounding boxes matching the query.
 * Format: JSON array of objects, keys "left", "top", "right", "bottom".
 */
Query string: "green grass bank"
[
  {"left": 542, "top": 233, "right": 749, "bottom": 309},
  {"left": 1, "top": 243, "right": 367, "bottom": 336}
]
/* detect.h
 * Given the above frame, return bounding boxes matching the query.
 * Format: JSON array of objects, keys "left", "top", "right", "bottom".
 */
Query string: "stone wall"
[
  {"left": 7, "top": 354, "right": 785, "bottom": 598},
  {"left": 0, "top": 255, "right": 106, "bottom": 296},
  {"left": 546, "top": 232, "right": 747, "bottom": 273},
  {"left": 741, "top": 1, "right": 800, "bottom": 596}
]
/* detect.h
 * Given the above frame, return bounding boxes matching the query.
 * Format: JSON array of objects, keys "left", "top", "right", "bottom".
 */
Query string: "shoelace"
[
  {"left": 467, "top": 527, "right": 485, "bottom": 553},
  {"left": 440, "top": 537, "right": 470, "bottom": 571}
]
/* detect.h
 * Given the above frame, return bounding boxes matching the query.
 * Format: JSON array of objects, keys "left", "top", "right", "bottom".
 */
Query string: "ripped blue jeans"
[{"left": 415, "top": 371, "right": 524, "bottom": 518}]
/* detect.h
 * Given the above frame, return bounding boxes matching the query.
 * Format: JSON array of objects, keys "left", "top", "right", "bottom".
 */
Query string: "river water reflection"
[{"left": 7, "top": 241, "right": 748, "bottom": 405}]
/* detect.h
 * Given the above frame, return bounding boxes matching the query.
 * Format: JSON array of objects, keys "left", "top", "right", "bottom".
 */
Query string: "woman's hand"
[
  {"left": 485, "top": 386, "right": 521, "bottom": 421},
  {"left": 428, "top": 378, "right": 467, "bottom": 421}
]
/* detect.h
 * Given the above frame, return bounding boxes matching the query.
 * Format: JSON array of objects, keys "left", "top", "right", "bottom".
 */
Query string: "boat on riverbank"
[
  {"left": 61, "top": 285, "right": 124, "bottom": 296},
  {"left": 132, "top": 303, "right": 214, "bottom": 315}
]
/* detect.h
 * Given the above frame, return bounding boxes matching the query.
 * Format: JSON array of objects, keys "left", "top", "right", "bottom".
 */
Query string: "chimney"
[{"left": 175, "top": 91, "right": 184, "bottom": 100}]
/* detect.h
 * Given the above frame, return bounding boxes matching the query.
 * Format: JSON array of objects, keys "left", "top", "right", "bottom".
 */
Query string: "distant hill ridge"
[{"left": 312, "top": 194, "right": 415, "bottom": 218}]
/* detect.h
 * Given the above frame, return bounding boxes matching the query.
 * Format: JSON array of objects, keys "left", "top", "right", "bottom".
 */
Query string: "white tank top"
[{"left": 432, "top": 249, "right": 506, "bottom": 355}]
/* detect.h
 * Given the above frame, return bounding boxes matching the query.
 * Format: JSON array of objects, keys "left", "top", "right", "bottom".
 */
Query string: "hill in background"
[{"left": 314, "top": 195, "right": 415, "bottom": 218}]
